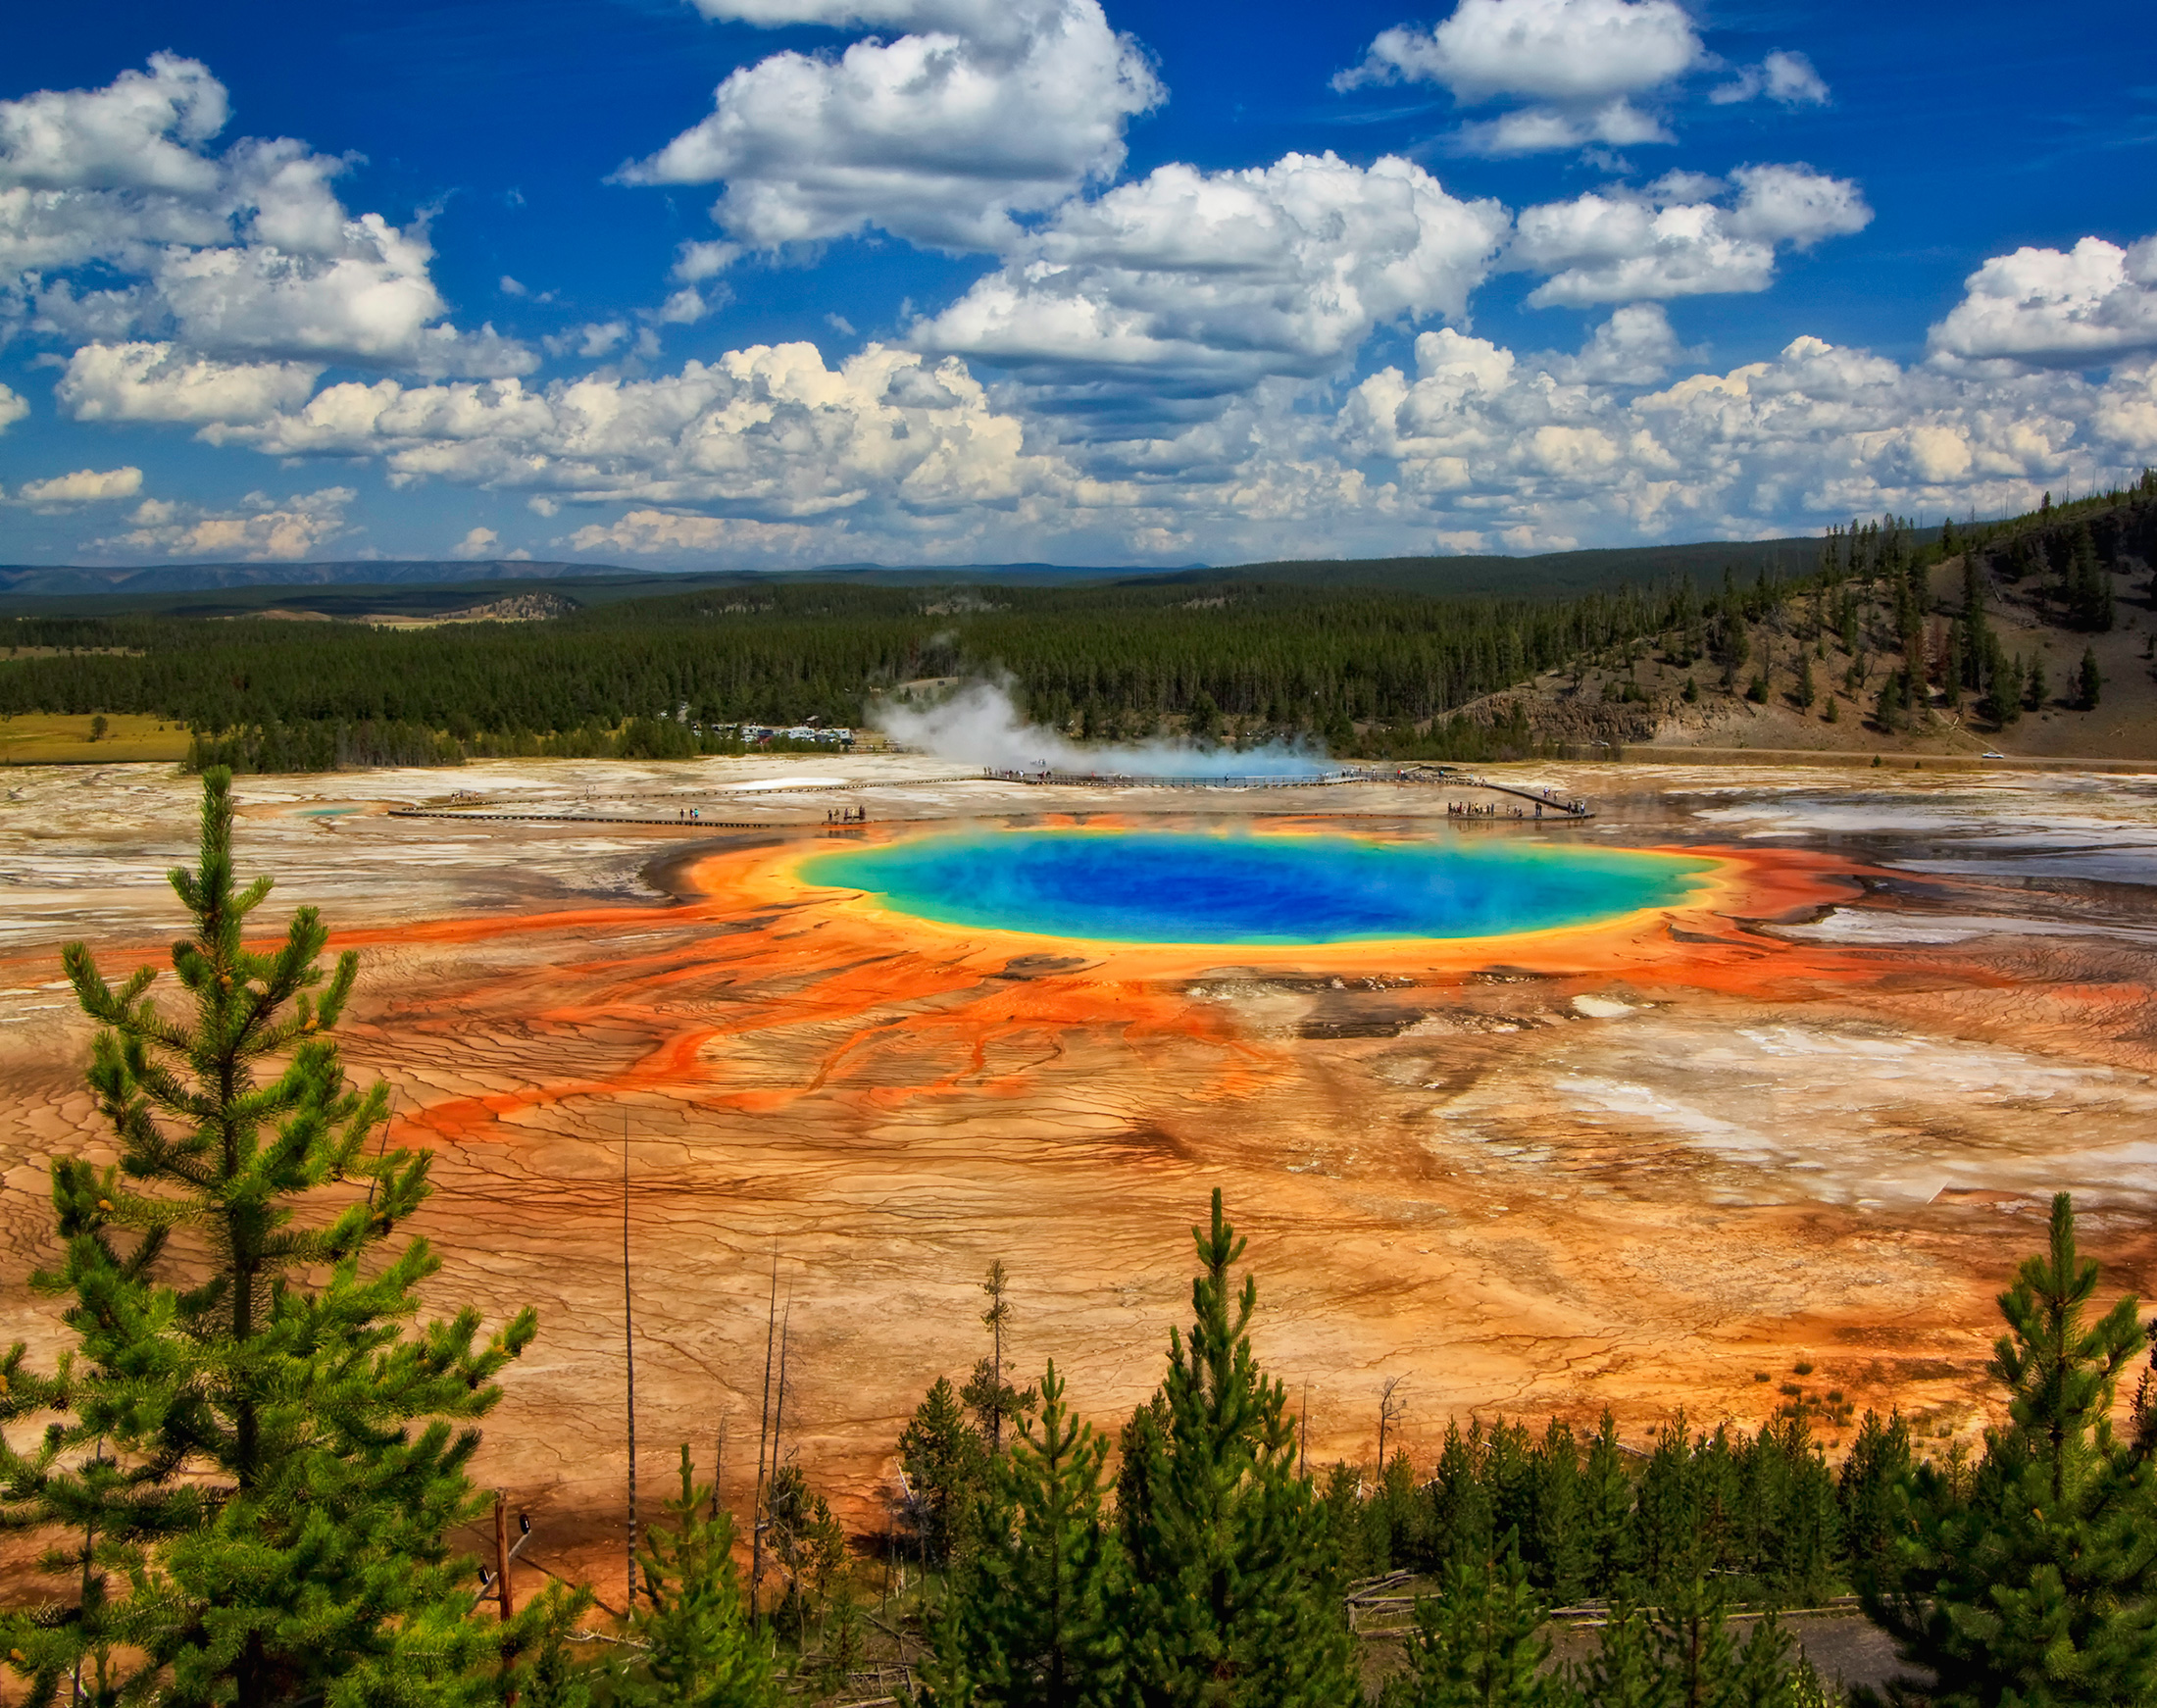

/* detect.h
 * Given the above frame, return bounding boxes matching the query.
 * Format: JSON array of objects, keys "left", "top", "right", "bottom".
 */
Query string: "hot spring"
[{"left": 798, "top": 829, "right": 1716, "bottom": 945}]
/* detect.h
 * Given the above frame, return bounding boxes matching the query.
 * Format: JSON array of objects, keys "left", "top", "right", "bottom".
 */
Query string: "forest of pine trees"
[
  {"left": 0, "top": 577, "right": 1761, "bottom": 769},
  {"left": 6, "top": 776, "right": 2157, "bottom": 1706},
  {"left": 1, "top": 475, "right": 2150, "bottom": 771}
]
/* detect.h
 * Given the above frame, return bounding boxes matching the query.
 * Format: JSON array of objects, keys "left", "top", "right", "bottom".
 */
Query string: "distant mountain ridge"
[
  {"left": 0, "top": 560, "right": 624, "bottom": 596},
  {"left": 0, "top": 536, "right": 1848, "bottom": 604}
]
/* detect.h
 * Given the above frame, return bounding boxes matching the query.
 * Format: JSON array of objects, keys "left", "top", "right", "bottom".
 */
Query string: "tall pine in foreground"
[
  {"left": 1120, "top": 1190, "right": 1355, "bottom": 1708},
  {"left": 919, "top": 1361, "right": 1125, "bottom": 1708},
  {"left": 1863, "top": 1191, "right": 2157, "bottom": 1707},
  {"left": 0, "top": 768, "right": 553, "bottom": 1708},
  {"left": 616, "top": 1445, "right": 777, "bottom": 1708}
]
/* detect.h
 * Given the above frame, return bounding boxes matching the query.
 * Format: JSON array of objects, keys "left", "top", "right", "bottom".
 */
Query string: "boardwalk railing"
[
  {"left": 980, "top": 764, "right": 1592, "bottom": 816},
  {"left": 983, "top": 767, "right": 1355, "bottom": 789}
]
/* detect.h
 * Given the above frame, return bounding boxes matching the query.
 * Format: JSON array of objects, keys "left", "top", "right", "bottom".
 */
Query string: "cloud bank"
[
  {"left": 3, "top": 27, "right": 2150, "bottom": 570},
  {"left": 1, "top": 57, "right": 529, "bottom": 378}
]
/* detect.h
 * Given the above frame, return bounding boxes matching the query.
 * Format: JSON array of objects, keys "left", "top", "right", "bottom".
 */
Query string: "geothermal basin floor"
[{"left": 4, "top": 754, "right": 2157, "bottom": 1591}]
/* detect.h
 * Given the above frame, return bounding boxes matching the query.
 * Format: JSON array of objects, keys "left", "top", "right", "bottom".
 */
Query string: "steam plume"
[{"left": 873, "top": 680, "right": 1332, "bottom": 778}]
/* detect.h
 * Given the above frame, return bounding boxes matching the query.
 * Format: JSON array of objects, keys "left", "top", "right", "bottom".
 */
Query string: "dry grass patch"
[{"left": 0, "top": 712, "right": 189, "bottom": 765}]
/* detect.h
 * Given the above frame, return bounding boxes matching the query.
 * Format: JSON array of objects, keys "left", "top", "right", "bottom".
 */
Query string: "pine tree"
[
  {"left": 618, "top": 1445, "right": 777, "bottom": 1708},
  {"left": 900, "top": 1378, "right": 990, "bottom": 1569},
  {"left": 1319, "top": 1461, "right": 1378, "bottom": 1582},
  {"left": 765, "top": 1463, "right": 845, "bottom": 1646},
  {"left": 1430, "top": 1422, "right": 1496, "bottom": 1572},
  {"left": 1793, "top": 653, "right": 1817, "bottom": 711},
  {"left": 1652, "top": 1576, "right": 1736, "bottom": 1708},
  {"left": 962, "top": 1262, "right": 1038, "bottom": 1455},
  {"left": 2026, "top": 655, "right": 2048, "bottom": 711},
  {"left": 1572, "top": 1598, "right": 1665, "bottom": 1708},
  {"left": 1728, "top": 1613, "right": 1801, "bottom": 1708},
  {"left": 1634, "top": 1420, "right": 1702, "bottom": 1594},
  {"left": 2078, "top": 645, "right": 2101, "bottom": 709},
  {"left": 1580, "top": 1412, "right": 1634, "bottom": 1599},
  {"left": 1836, "top": 1412, "right": 1912, "bottom": 1599},
  {"left": 1119, "top": 1190, "right": 1355, "bottom": 1708},
  {"left": 1374, "top": 1446, "right": 1427, "bottom": 1573},
  {"left": 1863, "top": 1193, "right": 2157, "bottom": 1707},
  {"left": 1874, "top": 674, "right": 1905, "bottom": 731},
  {"left": 1529, "top": 1421, "right": 1589, "bottom": 1606},
  {"left": 930, "top": 1361, "right": 1126, "bottom": 1708},
  {"left": 1386, "top": 1536, "right": 1570, "bottom": 1708},
  {"left": 0, "top": 768, "right": 552, "bottom": 1708}
]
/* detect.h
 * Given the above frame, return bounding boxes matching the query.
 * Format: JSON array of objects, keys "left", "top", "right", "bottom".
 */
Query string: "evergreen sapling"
[{"left": 0, "top": 768, "right": 564, "bottom": 1708}]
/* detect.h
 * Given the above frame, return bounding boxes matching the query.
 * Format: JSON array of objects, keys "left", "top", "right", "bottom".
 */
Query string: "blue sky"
[{"left": 3, "top": 0, "right": 2155, "bottom": 569}]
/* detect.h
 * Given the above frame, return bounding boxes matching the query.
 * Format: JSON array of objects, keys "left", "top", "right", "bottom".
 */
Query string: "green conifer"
[
  {"left": 962, "top": 1262, "right": 1039, "bottom": 1455},
  {"left": 618, "top": 1445, "right": 777, "bottom": 1708},
  {"left": 1874, "top": 675, "right": 1905, "bottom": 731},
  {"left": 765, "top": 1463, "right": 845, "bottom": 1645},
  {"left": 1386, "top": 1536, "right": 1570, "bottom": 1708},
  {"left": 1863, "top": 1193, "right": 2157, "bottom": 1707},
  {"left": 1728, "top": 1613, "right": 1801, "bottom": 1708},
  {"left": 1529, "top": 1422, "right": 1589, "bottom": 1606},
  {"left": 1836, "top": 1412, "right": 1912, "bottom": 1599},
  {"left": 900, "top": 1378, "right": 991, "bottom": 1570},
  {"left": 1374, "top": 1446, "right": 1427, "bottom": 1573},
  {"left": 928, "top": 1361, "right": 1126, "bottom": 1708},
  {"left": 1572, "top": 1598, "right": 1665, "bottom": 1708},
  {"left": 1430, "top": 1422, "right": 1497, "bottom": 1571},
  {"left": 1119, "top": 1190, "right": 1355, "bottom": 1708},
  {"left": 1652, "top": 1576, "right": 1736, "bottom": 1708},
  {"left": 1579, "top": 1412, "right": 1635, "bottom": 1599},
  {"left": 2078, "top": 645, "right": 2101, "bottom": 709},
  {"left": 0, "top": 768, "right": 555, "bottom": 1708}
]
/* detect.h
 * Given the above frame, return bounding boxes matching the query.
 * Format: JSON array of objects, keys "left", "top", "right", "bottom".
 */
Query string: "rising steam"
[{"left": 872, "top": 680, "right": 1333, "bottom": 778}]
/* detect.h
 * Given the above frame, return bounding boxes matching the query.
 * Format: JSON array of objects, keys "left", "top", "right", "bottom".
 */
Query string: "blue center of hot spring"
[{"left": 799, "top": 829, "right": 1714, "bottom": 944}]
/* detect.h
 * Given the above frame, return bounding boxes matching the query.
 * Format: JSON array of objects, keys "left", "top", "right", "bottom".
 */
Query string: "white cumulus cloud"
[
  {"left": 1333, "top": 319, "right": 2124, "bottom": 550},
  {"left": 1509, "top": 165, "right": 1870, "bottom": 306},
  {"left": 0, "top": 384, "right": 26, "bottom": 432},
  {"left": 1340, "top": 0, "right": 1701, "bottom": 102},
  {"left": 10, "top": 466, "right": 143, "bottom": 507},
  {"left": 569, "top": 510, "right": 829, "bottom": 558},
  {"left": 204, "top": 341, "right": 1081, "bottom": 521},
  {"left": 1455, "top": 99, "right": 1671, "bottom": 157},
  {"left": 620, "top": 0, "right": 1160, "bottom": 253},
  {"left": 912, "top": 151, "right": 1509, "bottom": 404},
  {"left": 0, "top": 60, "right": 532, "bottom": 380},
  {"left": 1711, "top": 50, "right": 1831, "bottom": 107},
  {"left": 92, "top": 485, "right": 355, "bottom": 560},
  {"left": 0, "top": 52, "right": 226, "bottom": 193},
  {"left": 1338, "top": 0, "right": 1702, "bottom": 157},
  {"left": 55, "top": 341, "right": 323, "bottom": 425},
  {"left": 1930, "top": 234, "right": 2157, "bottom": 368}
]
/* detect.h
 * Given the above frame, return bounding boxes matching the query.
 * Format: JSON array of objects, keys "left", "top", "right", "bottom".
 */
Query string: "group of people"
[
  {"left": 825, "top": 804, "right": 868, "bottom": 824},
  {"left": 1445, "top": 790, "right": 1587, "bottom": 820}
]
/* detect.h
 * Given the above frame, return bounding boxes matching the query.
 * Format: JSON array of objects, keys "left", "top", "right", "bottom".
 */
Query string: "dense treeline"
[
  {"left": 6, "top": 477, "right": 2153, "bottom": 772},
  {"left": 0, "top": 571, "right": 1827, "bottom": 772}
]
